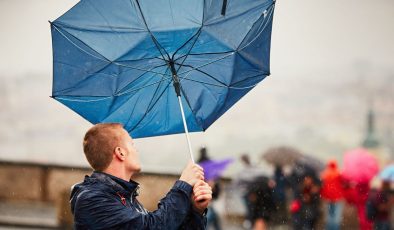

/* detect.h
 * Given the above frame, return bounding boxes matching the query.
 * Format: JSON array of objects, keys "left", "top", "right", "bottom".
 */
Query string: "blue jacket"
[{"left": 70, "top": 172, "right": 207, "bottom": 229}]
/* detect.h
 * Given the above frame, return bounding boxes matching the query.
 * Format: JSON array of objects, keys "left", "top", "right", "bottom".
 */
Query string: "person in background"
[
  {"left": 367, "top": 180, "right": 392, "bottom": 230},
  {"left": 71, "top": 123, "right": 212, "bottom": 229},
  {"left": 247, "top": 175, "right": 276, "bottom": 230},
  {"left": 206, "top": 180, "right": 222, "bottom": 230},
  {"left": 197, "top": 147, "right": 222, "bottom": 230},
  {"left": 291, "top": 175, "right": 321, "bottom": 230},
  {"left": 233, "top": 154, "right": 263, "bottom": 228},
  {"left": 320, "top": 160, "right": 343, "bottom": 230},
  {"left": 197, "top": 147, "right": 211, "bottom": 163},
  {"left": 272, "top": 165, "right": 288, "bottom": 224},
  {"left": 342, "top": 179, "right": 373, "bottom": 230}
]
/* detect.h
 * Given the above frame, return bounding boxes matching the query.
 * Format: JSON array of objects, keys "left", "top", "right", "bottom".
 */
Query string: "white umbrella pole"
[{"left": 177, "top": 95, "right": 195, "bottom": 163}]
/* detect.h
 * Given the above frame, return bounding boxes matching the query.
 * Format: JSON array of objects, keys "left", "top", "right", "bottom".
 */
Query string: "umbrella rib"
[
  {"left": 168, "top": 0, "right": 176, "bottom": 27},
  {"left": 52, "top": 25, "right": 109, "bottom": 62},
  {"left": 129, "top": 80, "right": 172, "bottom": 132},
  {"left": 237, "top": 4, "right": 275, "bottom": 51},
  {"left": 113, "top": 62, "right": 169, "bottom": 76},
  {"left": 115, "top": 63, "right": 169, "bottom": 95},
  {"left": 172, "top": 27, "right": 202, "bottom": 60},
  {"left": 229, "top": 73, "right": 269, "bottom": 88},
  {"left": 53, "top": 61, "right": 168, "bottom": 97},
  {"left": 179, "top": 69, "right": 268, "bottom": 90},
  {"left": 134, "top": 0, "right": 171, "bottom": 61},
  {"left": 179, "top": 65, "right": 266, "bottom": 90},
  {"left": 129, "top": 66, "right": 172, "bottom": 132},
  {"left": 116, "top": 76, "right": 172, "bottom": 97},
  {"left": 175, "top": 28, "right": 203, "bottom": 74},
  {"left": 54, "top": 96, "right": 112, "bottom": 102},
  {"left": 52, "top": 21, "right": 146, "bottom": 33},
  {"left": 124, "top": 93, "right": 143, "bottom": 131},
  {"left": 204, "top": 1, "right": 270, "bottom": 27},
  {"left": 174, "top": 51, "right": 235, "bottom": 61},
  {"left": 87, "top": 0, "right": 170, "bottom": 64},
  {"left": 53, "top": 60, "right": 115, "bottom": 96},
  {"left": 178, "top": 64, "right": 227, "bottom": 86},
  {"left": 177, "top": 52, "right": 235, "bottom": 76},
  {"left": 53, "top": 24, "right": 167, "bottom": 76}
]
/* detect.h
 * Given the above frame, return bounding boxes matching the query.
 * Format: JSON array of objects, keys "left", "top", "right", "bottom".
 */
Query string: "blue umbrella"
[
  {"left": 50, "top": 0, "right": 275, "bottom": 161},
  {"left": 380, "top": 165, "right": 394, "bottom": 182}
]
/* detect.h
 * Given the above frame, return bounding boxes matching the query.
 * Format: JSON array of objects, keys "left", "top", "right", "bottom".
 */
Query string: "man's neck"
[{"left": 103, "top": 166, "right": 133, "bottom": 181}]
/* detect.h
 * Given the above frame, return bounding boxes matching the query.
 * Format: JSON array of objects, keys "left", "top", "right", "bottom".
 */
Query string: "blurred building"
[{"left": 362, "top": 108, "right": 391, "bottom": 168}]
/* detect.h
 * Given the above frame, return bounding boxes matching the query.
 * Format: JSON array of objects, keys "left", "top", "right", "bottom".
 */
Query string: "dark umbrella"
[
  {"left": 262, "top": 146, "right": 302, "bottom": 166},
  {"left": 297, "top": 154, "right": 325, "bottom": 173},
  {"left": 50, "top": 0, "right": 276, "bottom": 162}
]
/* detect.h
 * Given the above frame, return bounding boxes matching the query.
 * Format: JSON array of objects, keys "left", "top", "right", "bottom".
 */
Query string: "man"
[{"left": 70, "top": 123, "right": 212, "bottom": 229}]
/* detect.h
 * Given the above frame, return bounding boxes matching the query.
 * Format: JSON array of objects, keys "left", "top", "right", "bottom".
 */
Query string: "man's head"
[
  {"left": 240, "top": 153, "right": 250, "bottom": 166},
  {"left": 83, "top": 123, "right": 141, "bottom": 175}
]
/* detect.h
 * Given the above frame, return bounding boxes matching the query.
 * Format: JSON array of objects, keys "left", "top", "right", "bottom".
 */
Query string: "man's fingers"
[
  {"left": 191, "top": 164, "right": 203, "bottom": 173},
  {"left": 193, "top": 180, "right": 207, "bottom": 189},
  {"left": 191, "top": 164, "right": 204, "bottom": 180},
  {"left": 193, "top": 186, "right": 212, "bottom": 197},
  {"left": 194, "top": 194, "right": 212, "bottom": 202},
  {"left": 193, "top": 181, "right": 209, "bottom": 192},
  {"left": 194, "top": 168, "right": 203, "bottom": 175},
  {"left": 193, "top": 163, "right": 204, "bottom": 171}
]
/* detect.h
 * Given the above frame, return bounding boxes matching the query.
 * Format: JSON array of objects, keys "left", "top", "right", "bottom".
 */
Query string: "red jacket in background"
[{"left": 320, "top": 160, "right": 343, "bottom": 202}]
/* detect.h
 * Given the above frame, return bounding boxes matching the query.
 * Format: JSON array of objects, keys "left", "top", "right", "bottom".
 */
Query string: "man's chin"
[{"left": 134, "top": 165, "right": 142, "bottom": 173}]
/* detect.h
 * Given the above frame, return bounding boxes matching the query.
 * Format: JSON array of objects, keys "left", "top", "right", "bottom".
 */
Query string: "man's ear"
[{"left": 114, "top": 147, "right": 125, "bottom": 161}]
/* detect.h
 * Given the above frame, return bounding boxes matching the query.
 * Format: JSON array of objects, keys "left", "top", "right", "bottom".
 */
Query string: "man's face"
[{"left": 119, "top": 128, "right": 141, "bottom": 174}]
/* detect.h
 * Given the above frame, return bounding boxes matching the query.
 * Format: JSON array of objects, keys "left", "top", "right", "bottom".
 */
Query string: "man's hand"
[
  {"left": 192, "top": 180, "right": 212, "bottom": 214},
  {"left": 179, "top": 161, "right": 204, "bottom": 187}
]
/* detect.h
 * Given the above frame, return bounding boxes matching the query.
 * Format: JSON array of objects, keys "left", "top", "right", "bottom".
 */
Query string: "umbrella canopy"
[
  {"left": 262, "top": 146, "right": 302, "bottom": 166},
  {"left": 199, "top": 158, "right": 234, "bottom": 181},
  {"left": 297, "top": 154, "right": 325, "bottom": 172},
  {"left": 342, "top": 148, "right": 379, "bottom": 183},
  {"left": 379, "top": 165, "right": 394, "bottom": 182},
  {"left": 50, "top": 0, "right": 275, "bottom": 140}
]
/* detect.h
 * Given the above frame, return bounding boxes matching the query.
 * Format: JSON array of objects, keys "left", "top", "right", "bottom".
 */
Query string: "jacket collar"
[{"left": 90, "top": 171, "right": 140, "bottom": 197}]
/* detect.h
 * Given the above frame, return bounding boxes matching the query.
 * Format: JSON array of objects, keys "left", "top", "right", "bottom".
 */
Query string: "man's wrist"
[
  {"left": 174, "top": 180, "right": 193, "bottom": 195},
  {"left": 192, "top": 206, "right": 207, "bottom": 216}
]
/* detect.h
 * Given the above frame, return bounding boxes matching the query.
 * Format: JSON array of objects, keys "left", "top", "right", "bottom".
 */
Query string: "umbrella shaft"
[
  {"left": 169, "top": 61, "right": 181, "bottom": 97},
  {"left": 177, "top": 96, "right": 195, "bottom": 163},
  {"left": 170, "top": 60, "right": 194, "bottom": 162}
]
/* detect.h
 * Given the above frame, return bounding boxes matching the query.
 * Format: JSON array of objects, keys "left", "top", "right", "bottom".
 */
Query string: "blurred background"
[{"left": 0, "top": 0, "right": 393, "bottom": 229}]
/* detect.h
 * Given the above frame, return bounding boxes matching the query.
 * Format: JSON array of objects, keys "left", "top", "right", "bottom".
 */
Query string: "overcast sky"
[{"left": 0, "top": 0, "right": 393, "bottom": 175}]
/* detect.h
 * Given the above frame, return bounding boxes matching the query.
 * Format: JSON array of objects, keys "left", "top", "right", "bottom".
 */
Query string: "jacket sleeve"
[
  {"left": 73, "top": 180, "right": 196, "bottom": 230},
  {"left": 179, "top": 209, "right": 207, "bottom": 230}
]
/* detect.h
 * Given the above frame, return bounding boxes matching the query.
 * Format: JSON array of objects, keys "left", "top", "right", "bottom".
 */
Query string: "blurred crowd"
[{"left": 198, "top": 146, "right": 394, "bottom": 230}]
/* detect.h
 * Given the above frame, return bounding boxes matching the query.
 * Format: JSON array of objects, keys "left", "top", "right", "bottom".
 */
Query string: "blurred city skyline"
[{"left": 0, "top": 0, "right": 393, "bottom": 175}]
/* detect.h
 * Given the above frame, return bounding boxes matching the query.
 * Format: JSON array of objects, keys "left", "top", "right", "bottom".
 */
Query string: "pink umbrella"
[{"left": 342, "top": 148, "right": 379, "bottom": 183}]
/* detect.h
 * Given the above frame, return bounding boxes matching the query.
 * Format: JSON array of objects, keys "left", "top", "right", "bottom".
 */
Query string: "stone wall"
[
  {"left": 0, "top": 164, "right": 44, "bottom": 201},
  {"left": 0, "top": 161, "right": 180, "bottom": 209},
  {"left": 0, "top": 161, "right": 184, "bottom": 228}
]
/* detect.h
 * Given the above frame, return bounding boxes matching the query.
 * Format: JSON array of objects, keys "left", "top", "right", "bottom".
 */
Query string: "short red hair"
[{"left": 83, "top": 123, "right": 123, "bottom": 171}]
